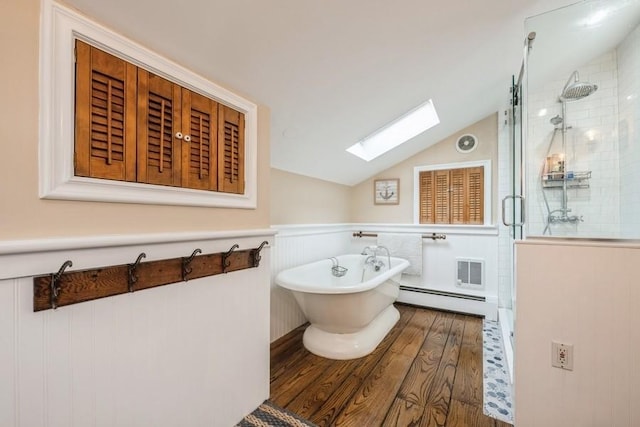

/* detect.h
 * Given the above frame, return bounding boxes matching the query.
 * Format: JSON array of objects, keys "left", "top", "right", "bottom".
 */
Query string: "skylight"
[{"left": 347, "top": 99, "right": 440, "bottom": 161}]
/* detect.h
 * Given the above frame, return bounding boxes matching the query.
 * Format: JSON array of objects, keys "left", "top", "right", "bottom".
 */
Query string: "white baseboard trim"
[
  {"left": 0, "top": 229, "right": 276, "bottom": 255},
  {"left": 271, "top": 223, "right": 352, "bottom": 237}
]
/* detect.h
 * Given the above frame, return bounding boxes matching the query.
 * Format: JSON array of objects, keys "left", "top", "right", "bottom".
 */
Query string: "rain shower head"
[
  {"left": 559, "top": 71, "right": 598, "bottom": 102},
  {"left": 561, "top": 82, "right": 598, "bottom": 101}
]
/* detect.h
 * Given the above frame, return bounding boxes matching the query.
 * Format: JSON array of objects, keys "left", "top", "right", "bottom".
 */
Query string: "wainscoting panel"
[
  {"left": 0, "top": 279, "right": 17, "bottom": 427},
  {"left": 270, "top": 225, "right": 352, "bottom": 342},
  {"left": 350, "top": 224, "right": 499, "bottom": 319},
  {"left": 516, "top": 240, "right": 640, "bottom": 426},
  {"left": 0, "top": 231, "right": 273, "bottom": 427}
]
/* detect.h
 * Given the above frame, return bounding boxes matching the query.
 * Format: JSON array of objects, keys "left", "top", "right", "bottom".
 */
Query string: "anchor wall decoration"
[{"left": 373, "top": 179, "right": 400, "bottom": 205}]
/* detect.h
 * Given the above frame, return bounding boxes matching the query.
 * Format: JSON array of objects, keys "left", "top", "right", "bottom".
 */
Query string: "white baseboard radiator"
[
  {"left": 400, "top": 285, "right": 485, "bottom": 301},
  {"left": 397, "top": 285, "right": 497, "bottom": 320}
]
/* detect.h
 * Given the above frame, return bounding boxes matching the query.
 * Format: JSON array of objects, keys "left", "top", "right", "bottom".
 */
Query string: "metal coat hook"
[
  {"left": 50, "top": 260, "right": 72, "bottom": 310},
  {"left": 127, "top": 252, "right": 146, "bottom": 292},
  {"left": 250, "top": 241, "right": 269, "bottom": 268},
  {"left": 182, "top": 248, "right": 202, "bottom": 281},
  {"left": 222, "top": 244, "right": 239, "bottom": 273}
]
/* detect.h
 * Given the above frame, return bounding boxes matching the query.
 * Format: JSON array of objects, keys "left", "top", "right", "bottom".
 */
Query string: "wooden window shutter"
[
  {"left": 419, "top": 166, "right": 484, "bottom": 225},
  {"left": 450, "top": 168, "right": 466, "bottom": 224},
  {"left": 74, "top": 40, "right": 136, "bottom": 181},
  {"left": 181, "top": 90, "right": 218, "bottom": 190},
  {"left": 217, "top": 105, "right": 245, "bottom": 194},
  {"left": 434, "top": 170, "right": 450, "bottom": 223},
  {"left": 137, "top": 70, "right": 182, "bottom": 186},
  {"left": 419, "top": 171, "right": 435, "bottom": 224},
  {"left": 466, "top": 166, "right": 484, "bottom": 224}
]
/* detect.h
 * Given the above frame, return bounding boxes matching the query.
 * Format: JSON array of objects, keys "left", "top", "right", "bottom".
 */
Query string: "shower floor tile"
[{"left": 482, "top": 320, "right": 514, "bottom": 424}]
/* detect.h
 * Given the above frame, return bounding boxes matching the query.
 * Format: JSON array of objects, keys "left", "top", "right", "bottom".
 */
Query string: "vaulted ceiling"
[{"left": 63, "top": 0, "right": 579, "bottom": 185}]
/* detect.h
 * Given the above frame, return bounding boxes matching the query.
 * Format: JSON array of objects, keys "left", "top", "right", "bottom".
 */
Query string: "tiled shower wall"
[
  {"left": 618, "top": 24, "right": 640, "bottom": 237},
  {"left": 527, "top": 22, "right": 640, "bottom": 239},
  {"left": 527, "top": 50, "right": 620, "bottom": 237}
]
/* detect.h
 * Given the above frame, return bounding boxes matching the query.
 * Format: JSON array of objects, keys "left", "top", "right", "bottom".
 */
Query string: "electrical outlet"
[{"left": 551, "top": 341, "right": 573, "bottom": 370}]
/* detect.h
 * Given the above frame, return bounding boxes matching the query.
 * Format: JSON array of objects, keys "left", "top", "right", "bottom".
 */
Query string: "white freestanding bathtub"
[{"left": 275, "top": 254, "right": 410, "bottom": 359}]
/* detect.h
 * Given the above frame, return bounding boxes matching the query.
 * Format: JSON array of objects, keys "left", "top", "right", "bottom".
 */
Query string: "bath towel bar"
[{"left": 352, "top": 231, "right": 446, "bottom": 240}]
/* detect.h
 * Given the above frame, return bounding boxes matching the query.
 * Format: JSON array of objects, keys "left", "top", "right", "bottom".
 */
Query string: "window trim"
[
  {"left": 413, "top": 160, "right": 491, "bottom": 225},
  {"left": 39, "top": 0, "right": 258, "bottom": 208}
]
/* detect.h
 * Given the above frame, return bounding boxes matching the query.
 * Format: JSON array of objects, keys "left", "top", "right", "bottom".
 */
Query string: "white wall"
[
  {"left": 350, "top": 225, "right": 498, "bottom": 298},
  {"left": 0, "top": 231, "right": 272, "bottom": 427},
  {"left": 515, "top": 240, "right": 640, "bottom": 427},
  {"left": 271, "top": 169, "right": 352, "bottom": 225},
  {"left": 352, "top": 224, "right": 498, "bottom": 319}
]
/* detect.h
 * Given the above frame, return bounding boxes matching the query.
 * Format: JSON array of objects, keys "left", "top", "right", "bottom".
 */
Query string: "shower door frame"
[
  {"left": 501, "top": 34, "right": 532, "bottom": 382},
  {"left": 501, "top": 75, "right": 524, "bottom": 369}
]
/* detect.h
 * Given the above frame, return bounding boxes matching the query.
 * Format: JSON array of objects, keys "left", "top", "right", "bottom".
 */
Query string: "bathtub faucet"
[
  {"left": 365, "top": 255, "right": 385, "bottom": 271},
  {"left": 361, "top": 246, "right": 391, "bottom": 271}
]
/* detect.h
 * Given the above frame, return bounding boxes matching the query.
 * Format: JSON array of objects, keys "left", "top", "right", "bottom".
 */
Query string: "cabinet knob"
[
  {"left": 183, "top": 135, "right": 191, "bottom": 142},
  {"left": 175, "top": 132, "right": 183, "bottom": 140}
]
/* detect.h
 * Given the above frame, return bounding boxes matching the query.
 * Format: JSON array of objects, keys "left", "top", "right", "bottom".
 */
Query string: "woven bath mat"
[{"left": 236, "top": 400, "right": 317, "bottom": 427}]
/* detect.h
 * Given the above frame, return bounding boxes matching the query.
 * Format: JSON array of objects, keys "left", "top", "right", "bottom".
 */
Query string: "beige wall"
[
  {"left": 0, "top": 0, "right": 270, "bottom": 240},
  {"left": 350, "top": 113, "right": 498, "bottom": 224},
  {"left": 270, "top": 168, "right": 351, "bottom": 224},
  {"left": 515, "top": 240, "right": 640, "bottom": 426}
]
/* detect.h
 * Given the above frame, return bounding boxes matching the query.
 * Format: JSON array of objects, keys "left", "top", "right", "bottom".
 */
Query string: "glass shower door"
[{"left": 501, "top": 74, "right": 526, "bottom": 375}]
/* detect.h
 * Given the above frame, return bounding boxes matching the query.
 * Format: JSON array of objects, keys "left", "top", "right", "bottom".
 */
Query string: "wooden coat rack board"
[{"left": 33, "top": 241, "right": 269, "bottom": 312}]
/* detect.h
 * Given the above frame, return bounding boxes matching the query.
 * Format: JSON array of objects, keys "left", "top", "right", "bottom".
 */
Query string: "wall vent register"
[{"left": 456, "top": 258, "right": 484, "bottom": 289}]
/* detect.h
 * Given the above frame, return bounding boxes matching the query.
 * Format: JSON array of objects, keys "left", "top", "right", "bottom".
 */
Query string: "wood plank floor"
[{"left": 270, "top": 304, "right": 513, "bottom": 427}]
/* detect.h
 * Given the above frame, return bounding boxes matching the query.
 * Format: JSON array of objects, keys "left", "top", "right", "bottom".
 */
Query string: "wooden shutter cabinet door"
[
  {"left": 466, "top": 166, "right": 484, "bottom": 224},
  {"left": 450, "top": 168, "right": 466, "bottom": 224},
  {"left": 419, "top": 171, "right": 435, "bottom": 224},
  {"left": 181, "top": 90, "right": 218, "bottom": 190},
  {"left": 434, "top": 170, "right": 451, "bottom": 223},
  {"left": 75, "top": 40, "right": 136, "bottom": 181},
  {"left": 218, "top": 105, "right": 245, "bottom": 194},
  {"left": 137, "top": 70, "right": 182, "bottom": 186}
]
